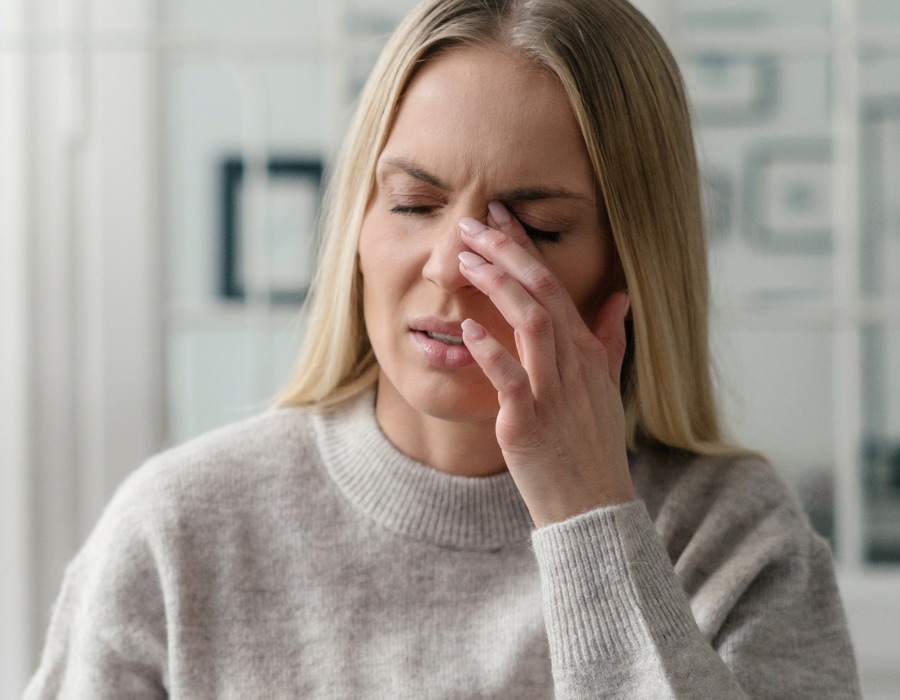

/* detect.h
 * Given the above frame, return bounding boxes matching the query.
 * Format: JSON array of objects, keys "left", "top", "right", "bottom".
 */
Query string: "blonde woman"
[{"left": 26, "top": 0, "right": 861, "bottom": 697}]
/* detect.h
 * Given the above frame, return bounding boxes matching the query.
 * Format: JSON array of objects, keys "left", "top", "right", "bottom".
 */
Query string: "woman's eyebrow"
[
  {"left": 380, "top": 157, "right": 447, "bottom": 189},
  {"left": 379, "top": 156, "right": 591, "bottom": 202},
  {"left": 498, "top": 186, "right": 592, "bottom": 203}
]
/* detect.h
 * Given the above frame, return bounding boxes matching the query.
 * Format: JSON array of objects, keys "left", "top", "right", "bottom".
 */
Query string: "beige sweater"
[{"left": 25, "top": 392, "right": 861, "bottom": 698}]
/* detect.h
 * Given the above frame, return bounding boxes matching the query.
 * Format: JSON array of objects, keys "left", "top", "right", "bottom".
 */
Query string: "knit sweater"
[{"left": 25, "top": 392, "right": 861, "bottom": 699}]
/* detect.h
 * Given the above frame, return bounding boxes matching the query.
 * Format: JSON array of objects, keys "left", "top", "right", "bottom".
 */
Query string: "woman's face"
[{"left": 358, "top": 46, "right": 617, "bottom": 427}]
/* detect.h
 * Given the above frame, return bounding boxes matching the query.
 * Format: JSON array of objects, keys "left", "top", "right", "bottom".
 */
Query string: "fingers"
[
  {"left": 458, "top": 248, "right": 559, "bottom": 390},
  {"left": 483, "top": 201, "right": 589, "bottom": 334},
  {"left": 461, "top": 319, "right": 530, "bottom": 401},
  {"left": 457, "top": 209, "right": 579, "bottom": 386},
  {"left": 461, "top": 318, "right": 545, "bottom": 451},
  {"left": 458, "top": 200, "right": 629, "bottom": 397},
  {"left": 486, "top": 200, "right": 540, "bottom": 257},
  {"left": 458, "top": 202, "right": 635, "bottom": 523},
  {"left": 591, "top": 290, "right": 631, "bottom": 390},
  {"left": 458, "top": 217, "right": 569, "bottom": 316}
]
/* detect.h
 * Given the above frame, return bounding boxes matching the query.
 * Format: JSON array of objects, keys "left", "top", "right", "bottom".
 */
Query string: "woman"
[{"left": 26, "top": 0, "right": 861, "bottom": 697}]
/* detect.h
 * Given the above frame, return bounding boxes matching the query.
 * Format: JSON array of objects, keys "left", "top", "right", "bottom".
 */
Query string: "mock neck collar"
[{"left": 312, "top": 391, "right": 534, "bottom": 550}]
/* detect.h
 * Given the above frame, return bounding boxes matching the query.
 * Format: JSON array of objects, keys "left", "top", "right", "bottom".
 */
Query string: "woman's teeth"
[{"left": 426, "top": 331, "right": 464, "bottom": 346}]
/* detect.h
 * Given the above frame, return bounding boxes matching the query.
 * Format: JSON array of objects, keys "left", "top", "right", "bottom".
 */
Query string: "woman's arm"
[
  {"left": 532, "top": 497, "right": 860, "bottom": 699},
  {"left": 456, "top": 201, "right": 860, "bottom": 698},
  {"left": 533, "top": 501, "right": 747, "bottom": 698},
  {"left": 458, "top": 201, "right": 634, "bottom": 527}
]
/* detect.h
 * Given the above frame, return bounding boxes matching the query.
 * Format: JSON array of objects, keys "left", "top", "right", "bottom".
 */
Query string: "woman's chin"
[{"left": 376, "top": 373, "right": 500, "bottom": 427}]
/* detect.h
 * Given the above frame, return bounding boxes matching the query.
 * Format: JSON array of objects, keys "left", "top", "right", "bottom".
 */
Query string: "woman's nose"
[{"left": 422, "top": 217, "right": 482, "bottom": 293}]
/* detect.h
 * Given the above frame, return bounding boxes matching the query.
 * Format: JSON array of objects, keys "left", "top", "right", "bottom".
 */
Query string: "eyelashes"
[
  {"left": 390, "top": 204, "right": 436, "bottom": 217},
  {"left": 389, "top": 204, "right": 561, "bottom": 243},
  {"left": 517, "top": 221, "right": 561, "bottom": 244}
]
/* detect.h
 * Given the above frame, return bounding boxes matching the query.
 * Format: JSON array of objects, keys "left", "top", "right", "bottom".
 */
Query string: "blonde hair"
[{"left": 277, "top": 0, "right": 735, "bottom": 456}]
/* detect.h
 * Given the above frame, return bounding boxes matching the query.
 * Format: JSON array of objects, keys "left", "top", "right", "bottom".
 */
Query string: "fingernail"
[
  {"left": 458, "top": 251, "right": 487, "bottom": 268},
  {"left": 622, "top": 293, "right": 631, "bottom": 319},
  {"left": 487, "top": 200, "right": 512, "bottom": 226},
  {"left": 461, "top": 318, "right": 486, "bottom": 340},
  {"left": 459, "top": 217, "right": 488, "bottom": 236}
]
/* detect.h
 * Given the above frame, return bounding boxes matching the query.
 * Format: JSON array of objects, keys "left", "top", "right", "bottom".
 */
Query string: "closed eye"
[
  {"left": 518, "top": 221, "right": 561, "bottom": 244},
  {"left": 392, "top": 203, "right": 561, "bottom": 243},
  {"left": 390, "top": 204, "right": 438, "bottom": 216}
]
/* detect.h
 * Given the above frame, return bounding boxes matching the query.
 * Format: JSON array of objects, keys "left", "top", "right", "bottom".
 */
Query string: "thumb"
[{"left": 591, "top": 290, "right": 630, "bottom": 390}]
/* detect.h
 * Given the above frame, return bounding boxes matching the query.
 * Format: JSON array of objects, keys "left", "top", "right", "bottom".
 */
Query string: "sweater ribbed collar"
[{"left": 312, "top": 391, "right": 534, "bottom": 550}]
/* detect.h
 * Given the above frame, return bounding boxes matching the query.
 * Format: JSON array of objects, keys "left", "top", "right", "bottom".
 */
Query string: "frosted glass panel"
[
  {"left": 713, "top": 325, "right": 835, "bottom": 542},
  {"left": 693, "top": 56, "right": 833, "bottom": 307},
  {"left": 163, "top": 0, "right": 324, "bottom": 37},
  {"left": 680, "top": 0, "right": 830, "bottom": 30},
  {"left": 345, "top": 0, "right": 418, "bottom": 31},
  {"left": 345, "top": 0, "right": 418, "bottom": 16},
  {"left": 862, "top": 57, "right": 900, "bottom": 301},
  {"left": 863, "top": 327, "right": 900, "bottom": 562},
  {"left": 861, "top": 0, "right": 900, "bottom": 26}
]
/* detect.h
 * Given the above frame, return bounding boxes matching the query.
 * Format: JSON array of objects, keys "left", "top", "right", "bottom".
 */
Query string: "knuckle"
[
  {"left": 503, "top": 371, "right": 531, "bottom": 398},
  {"left": 496, "top": 413, "right": 540, "bottom": 447},
  {"left": 593, "top": 332, "right": 626, "bottom": 361},
  {"left": 567, "top": 360, "right": 590, "bottom": 386},
  {"left": 526, "top": 267, "right": 561, "bottom": 298},
  {"left": 480, "top": 266, "right": 508, "bottom": 290},
  {"left": 520, "top": 306, "right": 552, "bottom": 335},
  {"left": 586, "top": 339, "right": 610, "bottom": 365},
  {"left": 483, "top": 342, "right": 508, "bottom": 366},
  {"left": 487, "top": 232, "right": 516, "bottom": 253}
]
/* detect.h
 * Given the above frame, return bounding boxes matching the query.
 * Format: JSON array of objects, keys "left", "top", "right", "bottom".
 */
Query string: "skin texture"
[{"left": 357, "top": 46, "right": 635, "bottom": 525}]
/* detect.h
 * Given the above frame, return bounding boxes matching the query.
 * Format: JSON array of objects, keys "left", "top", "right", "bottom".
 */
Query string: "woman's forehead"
[{"left": 382, "top": 46, "right": 594, "bottom": 196}]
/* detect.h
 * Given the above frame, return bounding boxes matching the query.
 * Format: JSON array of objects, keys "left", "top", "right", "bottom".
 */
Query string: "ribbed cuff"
[{"left": 532, "top": 501, "right": 698, "bottom": 669}]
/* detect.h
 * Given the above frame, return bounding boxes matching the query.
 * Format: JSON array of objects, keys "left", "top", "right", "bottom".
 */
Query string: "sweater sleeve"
[
  {"left": 23, "top": 472, "right": 169, "bottom": 700},
  {"left": 531, "top": 500, "right": 861, "bottom": 699}
]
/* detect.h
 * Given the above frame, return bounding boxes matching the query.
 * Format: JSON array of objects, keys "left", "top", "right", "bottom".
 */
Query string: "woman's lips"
[
  {"left": 409, "top": 318, "right": 476, "bottom": 369},
  {"left": 423, "top": 330, "right": 464, "bottom": 346}
]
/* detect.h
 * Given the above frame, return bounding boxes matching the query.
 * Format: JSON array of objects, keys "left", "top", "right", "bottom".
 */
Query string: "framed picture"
[
  {"left": 743, "top": 139, "right": 832, "bottom": 254},
  {"left": 220, "top": 156, "right": 323, "bottom": 304},
  {"left": 682, "top": 52, "right": 778, "bottom": 125}
]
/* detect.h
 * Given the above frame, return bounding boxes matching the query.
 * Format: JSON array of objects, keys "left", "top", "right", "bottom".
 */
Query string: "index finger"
[
  {"left": 458, "top": 217, "right": 573, "bottom": 327},
  {"left": 483, "top": 200, "right": 587, "bottom": 333}
]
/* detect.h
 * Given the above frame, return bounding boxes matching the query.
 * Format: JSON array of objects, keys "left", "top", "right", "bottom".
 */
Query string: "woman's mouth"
[
  {"left": 424, "top": 331, "right": 464, "bottom": 346},
  {"left": 410, "top": 319, "right": 475, "bottom": 368}
]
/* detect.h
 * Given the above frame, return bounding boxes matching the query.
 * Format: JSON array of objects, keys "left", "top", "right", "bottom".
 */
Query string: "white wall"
[{"left": 1, "top": 0, "right": 35, "bottom": 694}]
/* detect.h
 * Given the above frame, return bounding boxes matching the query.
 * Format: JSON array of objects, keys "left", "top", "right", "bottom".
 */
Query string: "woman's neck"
[{"left": 373, "top": 379, "right": 507, "bottom": 478}]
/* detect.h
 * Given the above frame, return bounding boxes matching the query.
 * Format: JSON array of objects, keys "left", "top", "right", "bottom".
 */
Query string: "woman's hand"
[{"left": 457, "top": 201, "right": 635, "bottom": 527}]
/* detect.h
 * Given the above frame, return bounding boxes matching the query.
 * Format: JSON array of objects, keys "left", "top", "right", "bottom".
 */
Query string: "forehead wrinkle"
[
  {"left": 379, "top": 150, "right": 499, "bottom": 199},
  {"left": 380, "top": 153, "right": 591, "bottom": 207},
  {"left": 380, "top": 156, "right": 447, "bottom": 189}
]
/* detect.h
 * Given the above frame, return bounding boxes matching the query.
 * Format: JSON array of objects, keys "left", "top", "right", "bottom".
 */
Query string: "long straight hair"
[{"left": 277, "top": 0, "right": 736, "bottom": 456}]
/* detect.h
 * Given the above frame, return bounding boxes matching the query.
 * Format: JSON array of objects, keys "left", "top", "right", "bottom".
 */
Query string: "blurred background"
[{"left": 2, "top": 0, "right": 899, "bottom": 696}]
